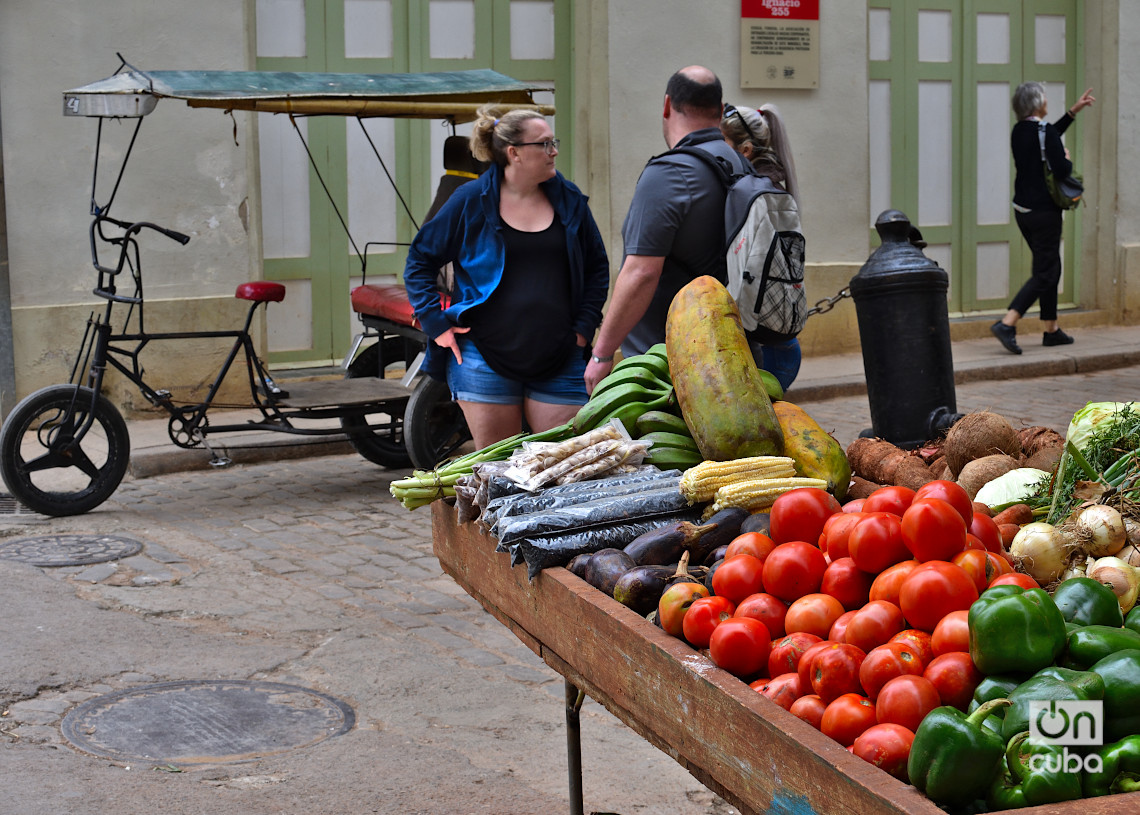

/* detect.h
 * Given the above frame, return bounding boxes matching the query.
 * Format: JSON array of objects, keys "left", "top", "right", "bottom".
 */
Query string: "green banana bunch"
[
  {"left": 635, "top": 410, "right": 691, "bottom": 436},
  {"left": 591, "top": 351, "right": 671, "bottom": 402},
  {"left": 644, "top": 445, "right": 703, "bottom": 469},
  {"left": 572, "top": 383, "right": 673, "bottom": 435}
]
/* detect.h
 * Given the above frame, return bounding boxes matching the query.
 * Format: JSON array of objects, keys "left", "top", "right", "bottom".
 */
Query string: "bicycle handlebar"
[{"left": 89, "top": 214, "right": 191, "bottom": 277}]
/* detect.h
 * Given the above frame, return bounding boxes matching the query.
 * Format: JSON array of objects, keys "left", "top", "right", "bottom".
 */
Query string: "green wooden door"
[
  {"left": 868, "top": 0, "right": 1082, "bottom": 315},
  {"left": 254, "top": 0, "right": 572, "bottom": 366}
]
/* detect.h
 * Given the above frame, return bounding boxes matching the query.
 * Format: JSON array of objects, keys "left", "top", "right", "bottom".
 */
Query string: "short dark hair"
[{"left": 665, "top": 70, "right": 723, "bottom": 117}]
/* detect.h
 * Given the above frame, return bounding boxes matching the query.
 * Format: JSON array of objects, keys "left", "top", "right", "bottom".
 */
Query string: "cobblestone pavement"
[{"left": 2, "top": 364, "right": 1138, "bottom": 814}]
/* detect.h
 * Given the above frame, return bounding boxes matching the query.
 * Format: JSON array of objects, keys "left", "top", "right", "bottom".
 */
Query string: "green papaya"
[{"left": 772, "top": 401, "right": 851, "bottom": 501}]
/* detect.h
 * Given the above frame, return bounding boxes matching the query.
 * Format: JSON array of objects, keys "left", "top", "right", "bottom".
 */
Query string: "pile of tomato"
[{"left": 656, "top": 481, "right": 1040, "bottom": 781}]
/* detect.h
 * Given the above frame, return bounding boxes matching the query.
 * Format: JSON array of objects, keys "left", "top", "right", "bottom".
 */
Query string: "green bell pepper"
[
  {"left": 987, "top": 731, "right": 1083, "bottom": 809},
  {"left": 969, "top": 675, "right": 1021, "bottom": 716},
  {"left": 1001, "top": 667, "right": 1106, "bottom": 742},
  {"left": 1090, "top": 649, "right": 1140, "bottom": 743},
  {"left": 1063, "top": 624, "right": 1140, "bottom": 670},
  {"left": 1052, "top": 576, "right": 1124, "bottom": 627},
  {"left": 907, "top": 699, "right": 1011, "bottom": 807},
  {"left": 968, "top": 585, "right": 1067, "bottom": 675},
  {"left": 1125, "top": 605, "right": 1140, "bottom": 635},
  {"left": 1083, "top": 734, "right": 1140, "bottom": 797}
]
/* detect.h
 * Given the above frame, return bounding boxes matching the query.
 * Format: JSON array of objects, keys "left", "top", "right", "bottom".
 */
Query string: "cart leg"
[{"left": 565, "top": 679, "right": 585, "bottom": 815}]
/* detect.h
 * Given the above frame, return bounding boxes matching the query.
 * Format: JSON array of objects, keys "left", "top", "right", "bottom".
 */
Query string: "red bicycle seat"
[{"left": 236, "top": 281, "right": 287, "bottom": 303}]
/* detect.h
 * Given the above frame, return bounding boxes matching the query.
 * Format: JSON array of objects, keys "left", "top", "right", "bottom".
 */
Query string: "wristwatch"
[{"left": 590, "top": 353, "right": 613, "bottom": 364}]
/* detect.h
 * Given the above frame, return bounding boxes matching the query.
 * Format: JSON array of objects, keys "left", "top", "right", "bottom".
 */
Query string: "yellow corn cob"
[
  {"left": 706, "top": 476, "right": 830, "bottom": 515},
  {"left": 679, "top": 456, "right": 797, "bottom": 503}
]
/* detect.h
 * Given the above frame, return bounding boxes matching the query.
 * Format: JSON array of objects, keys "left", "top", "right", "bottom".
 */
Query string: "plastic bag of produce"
[{"left": 494, "top": 484, "right": 691, "bottom": 544}]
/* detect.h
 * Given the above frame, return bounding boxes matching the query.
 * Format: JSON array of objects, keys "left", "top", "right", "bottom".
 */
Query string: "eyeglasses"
[
  {"left": 723, "top": 103, "right": 761, "bottom": 145},
  {"left": 514, "top": 139, "right": 560, "bottom": 155}
]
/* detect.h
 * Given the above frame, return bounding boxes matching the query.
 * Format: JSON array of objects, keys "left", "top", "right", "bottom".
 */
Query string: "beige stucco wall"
[{"left": 0, "top": 0, "right": 255, "bottom": 403}]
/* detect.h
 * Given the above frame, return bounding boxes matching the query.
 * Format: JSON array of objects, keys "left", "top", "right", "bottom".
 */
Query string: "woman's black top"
[
  {"left": 1011, "top": 112, "right": 1074, "bottom": 211},
  {"left": 462, "top": 217, "right": 575, "bottom": 381}
]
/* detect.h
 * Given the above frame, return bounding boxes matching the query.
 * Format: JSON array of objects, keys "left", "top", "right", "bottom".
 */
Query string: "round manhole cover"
[
  {"left": 0, "top": 534, "right": 144, "bottom": 566},
  {"left": 61, "top": 680, "right": 355, "bottom": 766}
]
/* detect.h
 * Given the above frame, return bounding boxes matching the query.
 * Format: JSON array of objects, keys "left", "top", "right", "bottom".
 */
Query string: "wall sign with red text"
[{"left": 741, "top": 0, "right": 820, "bottom": 89}]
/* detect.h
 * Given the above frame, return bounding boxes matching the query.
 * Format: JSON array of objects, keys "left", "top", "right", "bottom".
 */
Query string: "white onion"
[
  {"left": 1125, "top": 518, "right": 1140, "bottom": 549},
  {"left": 1117, "top": 542, "right": 1140, "bottom": 570},
  {"left": 1074, "top": 504, "right": 1128, "bottom": 558},
  {"left": 1009, "top": 522, "right": 1069, "bottom": 585},
  {"left": 1087, "top": 556, "right": 1140, "bottom": 614}
]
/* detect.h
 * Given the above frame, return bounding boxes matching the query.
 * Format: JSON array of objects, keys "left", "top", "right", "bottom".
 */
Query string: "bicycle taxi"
[{"left": 0, "top": 59, "right": 553, "bottom": 516}]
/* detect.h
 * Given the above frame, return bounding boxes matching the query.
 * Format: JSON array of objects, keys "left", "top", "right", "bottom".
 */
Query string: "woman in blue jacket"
[{"left": 403, "top": 107, "right": 610, "bottom": 449}]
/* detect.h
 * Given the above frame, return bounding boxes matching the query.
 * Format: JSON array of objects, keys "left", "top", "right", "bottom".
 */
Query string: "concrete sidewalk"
[{"left": 118, "top": 322, "right": 1140, "bottom": 478}]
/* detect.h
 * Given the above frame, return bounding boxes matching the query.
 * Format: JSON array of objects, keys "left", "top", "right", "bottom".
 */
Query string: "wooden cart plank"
[{"left": 431, "top": 503, "right": 1140, "bottom": 815}]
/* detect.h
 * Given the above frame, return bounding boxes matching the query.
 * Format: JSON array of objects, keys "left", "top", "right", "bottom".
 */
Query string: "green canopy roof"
[{"left": 64, "top": 68, "right": 554, "bottom": 121}]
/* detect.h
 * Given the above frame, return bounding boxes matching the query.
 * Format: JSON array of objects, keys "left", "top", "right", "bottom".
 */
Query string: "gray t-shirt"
[{"left": 620, "top": 128, "right": 750, "bottom": 355}]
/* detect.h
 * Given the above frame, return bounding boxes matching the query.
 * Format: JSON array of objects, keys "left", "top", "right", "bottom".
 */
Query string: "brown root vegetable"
[
  {"left": 972, "top": 502, "right": 993, "bottom": 517},
  {"left": 956, "top": 453, "right": 1020, "bottom": 500},
  {"left": 1018, "top": 425, "right": 1066, "bottom": 458},
  {"left": 848, "top": 476, "right": 882, "bottom": 500},
  {"left": 992, "top": 504, "right": 1035, "bottom": 526},
  {"left": 944, "top": 411, "right": 1022, "bottom": 478},
  {"left": 928, "top": 456, "right": 952, "bottom": 482},
  {"left": 1023, "top": 446, "right": 1063, "bottom": 474},
  {"left": 845, "top": 438, "right": 933, "bottom": 489},
  {"left": 998, "top": 523, "right": 1021, "bottom": 547}
]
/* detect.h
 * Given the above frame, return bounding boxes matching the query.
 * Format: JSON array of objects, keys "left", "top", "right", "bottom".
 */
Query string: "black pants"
[{"left": 1011, "top": 207, "right": 1064, "bottom": 321}]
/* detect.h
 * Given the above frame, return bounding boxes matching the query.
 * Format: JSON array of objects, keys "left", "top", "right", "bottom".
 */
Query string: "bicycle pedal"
[
  {"left": 261, "top": 376, "right": 288, "bottom": 400},
  {"left": 148, "top": 389, "right": 174, "bottom": 407},
  {"left": 209, "top": 455, "right": 233, "bottom": 468}
]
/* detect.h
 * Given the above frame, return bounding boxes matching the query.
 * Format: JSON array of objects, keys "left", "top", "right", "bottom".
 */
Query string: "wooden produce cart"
[{"left": 431, "top": 503, "right": 1138, "bottom": 815}]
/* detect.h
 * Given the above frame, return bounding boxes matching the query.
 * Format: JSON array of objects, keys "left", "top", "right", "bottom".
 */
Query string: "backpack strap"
[{"left": 650, "top": 144, "right": 747, "bottom": 189}]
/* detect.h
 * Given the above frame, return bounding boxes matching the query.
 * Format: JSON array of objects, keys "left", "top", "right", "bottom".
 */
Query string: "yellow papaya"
[
  {"left": 665, "top": 276, "right": 783, "bottom": 461},
  {"left": 772, "top": 400, "right": 852, "bottom": 501}
]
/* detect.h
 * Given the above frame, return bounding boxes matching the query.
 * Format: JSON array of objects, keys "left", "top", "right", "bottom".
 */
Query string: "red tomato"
[
  {"left": 930, "top": 609, "right": 970, "bottom": 656},
  {"left": 767, "top": 631, "right": 823, "bottom": 678},
  {"left": 725, "top": 531, "right": 778, "bottom": 562},
  {"left": 797, "top": 640, "right": 835, "bottom": 692},
  {"left": 789, "top": 693, "right": 828, "bottom": 729},
  {"left": 962, "top": 534, "right": 987, "bottom": 551},
  {"left": 989, "top": 572, "right": 1040, "bottom": 590},
  {"left": 784, "top": 593, "right": 846, "bottom": 639},
  {"left": 986, "top": 551, "right": 1014, "bottom": 578},
  {"left": 914, "top": 480, "right": 974, "bottom": 526},
  {"left": 818, "top": 512, "right": 867, "bottom": 561},
  {"left": 811, "top": 642, "right": 867, "bottom": 704},
  {"left": 750, "top": 672, "right": 803, "bottom": 711},
  {"left": 898, "top": 561, "right": 979, "bottom": 633},
  {"left": 859, "top": 642, "right": 926, "bottom": 700},
  {"left": 821, "top": 693, "right": 878, "bottom": 747},
  {"left": 657, "top": 582, "right": 710, "bottom": 638},
  {"left": 924, "top": 651, "right": 983, "bottom": 711},
  {"left": 852, "top": 723, "right": 915, "bottom": 781},
  {"left": 762, "top": 541, "right": 828, "bottom": 602},
  {"left": 769, "top": 488, "right": 842, "bottom": 545},
  {"left": 709, "top": 617, "right": 772, "bottom": 677},
  {"left": 900, "top": 498, "right": 967, "bottom": 562},
  {"left": 968, "top": 512, "right": 1003, "bottom": 553},
  {"left": 734, "top": 592, "right": 789, "bottom": 639},
  {"left": 682, "top": 595, "right": 736, "bottom": 649},
  {"left": 828, "top": 609, "right": 857, "bottom": 642},
  {"left": 711, "top": 553, "right": 766, "bottom": 604},
  {"left": 951, "top": 548, "right": 996, "bottom": 594},
  {"left": 868, "top": 559, "right": 920, "bottom": 606},
  {"left": 861, "top": 485, "right": 916, "bottom": 517},
  {"left": 875, "top": 675, "right": 941, "bottom": 733},
  {"left": 844, "top": 600, "right": 907, "bottom": 653},
  {"left": 889, "top": 630, "right": 935, "bottom": 666},
  {"left": 842, "top": 499, "right": 867, "bottom": 513},
  {"left": 819, "top": 556, "right": 875, "bottom": 610},
  {"left": 848, "top": 513, "right": 911, "bottom": 574}
]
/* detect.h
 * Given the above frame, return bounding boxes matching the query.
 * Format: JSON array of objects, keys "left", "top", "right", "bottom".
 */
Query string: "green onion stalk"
[
  {"left": 390, "top": 421, "right": 575, "bottom": 510},
  {"left": 1043, "top": 404, "right": 1140, "bottom": 524}
]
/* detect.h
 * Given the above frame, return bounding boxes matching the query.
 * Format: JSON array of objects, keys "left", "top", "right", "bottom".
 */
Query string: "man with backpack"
[{"left": 584, "top": 65, "right": 751, "bottom": 394}]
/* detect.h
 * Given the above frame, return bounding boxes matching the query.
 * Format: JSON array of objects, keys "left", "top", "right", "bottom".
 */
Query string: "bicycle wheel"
[
  {"left": 0, "top": 385, "right": 131, "bottom": 516},
  {"left": 339, "top": 339, "right": 412, "bottom": 468},
  {"left": 404, "top": 375, "right": 472, "bottom": 471}
]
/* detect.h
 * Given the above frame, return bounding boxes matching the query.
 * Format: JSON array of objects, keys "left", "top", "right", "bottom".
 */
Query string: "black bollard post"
[{"left": 850, "top": 210, "right": 963, "bottom": 448}]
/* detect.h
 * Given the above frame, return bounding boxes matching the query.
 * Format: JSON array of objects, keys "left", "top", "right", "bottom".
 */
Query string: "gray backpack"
[{"left": 664, "top": 146, "right": 807, "bottom": 342}]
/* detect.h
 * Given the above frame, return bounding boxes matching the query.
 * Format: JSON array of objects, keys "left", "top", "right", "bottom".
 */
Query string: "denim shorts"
[{"left": 446, "top": 339, "right": 588, "bottom": 406}]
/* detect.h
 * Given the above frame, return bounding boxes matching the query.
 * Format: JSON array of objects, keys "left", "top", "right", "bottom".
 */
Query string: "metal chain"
[{"left": 805, "top": 285, "right": 851, "bottom": 319}]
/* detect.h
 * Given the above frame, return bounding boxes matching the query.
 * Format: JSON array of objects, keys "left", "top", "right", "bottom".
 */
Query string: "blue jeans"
[
  {"left": 750, "top": 338, "right": 802, "bottom": 392},
  {"left": 445, "top": 338, "right": 588, "bottom": 406}
]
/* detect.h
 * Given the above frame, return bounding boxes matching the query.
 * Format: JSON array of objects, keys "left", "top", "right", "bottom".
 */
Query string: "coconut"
[
  {"left": 956, "top": 453, "right": 1020, "bottom": 500},
  {"left": 928, "top": 455, "right": 952, "bottom": 482},
  {"left": 944, "top": 411, "right": 1022, "bottom": 477},
  {"left": 1017, "top": 425, "right": 1066, "bottom": 459}
]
